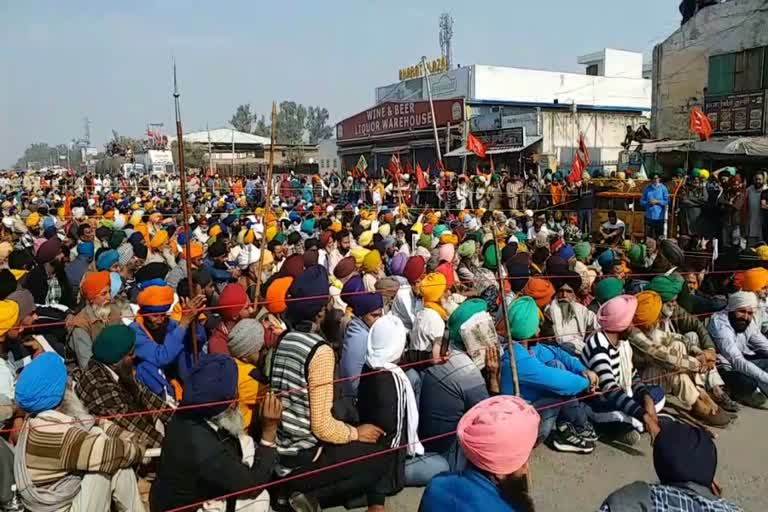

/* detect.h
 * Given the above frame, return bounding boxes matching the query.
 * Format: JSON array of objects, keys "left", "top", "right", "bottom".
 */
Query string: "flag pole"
[
  {"left": 173, "top": 60, "right": 199, "bottom": 363},
  {"left": 253, "top": 102, "right": 278, "bottom": 303},
  {"left": 490, "top": 222, "right": 521, "bottom": 397},
  {"left": 422, "top": 56, "right": 443, "bottom": 165}
]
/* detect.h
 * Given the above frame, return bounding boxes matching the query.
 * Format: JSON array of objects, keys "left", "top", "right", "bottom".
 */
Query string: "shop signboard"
[
  {"left": 475, "top": 127, "right": 526, "bottom": 148},
  {"left": 336, "top": 99, "right": 465, "bottom": 141},
  {"left": 704, "top": 91, "right": 765, "bottom": 135},
  {"left": 375, "top": 67, "right": 471, "bottom": 104}
]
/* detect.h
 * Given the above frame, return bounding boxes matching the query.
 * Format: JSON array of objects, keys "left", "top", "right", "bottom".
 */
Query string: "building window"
[
  {"left": 708, "top": 47, "right": 766, "bottom": 95},
  {"left": 586, "top": 64, "right": 599, "bottom": 76},
  {"left": 333, "top": 158, "right": 337, "bottom": 168}
]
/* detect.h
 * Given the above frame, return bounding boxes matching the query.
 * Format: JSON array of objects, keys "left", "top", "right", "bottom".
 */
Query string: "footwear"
[
  {"left": 713, "top": 390, "right": 741, "bottom": 413},
  {"left": 692, "top": 407, "right": 732, "bottom": 428},
  {"left": 576, "top": 422, "right": 599, "bottom": 442},
  {"left": 736, "top": 391, "right": 767, "bottom": 409},
  {"left": 618, "top": 429, "right": 641, "bottom": 446},
  {"left": 289, "top": 493, "right": 321, "bottom": 512},
  {"left": 549, "top": 423, "right": 595, "bottom": 454}
]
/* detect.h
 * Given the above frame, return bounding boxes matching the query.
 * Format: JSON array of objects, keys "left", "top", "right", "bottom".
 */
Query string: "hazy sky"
[{"left": 1, "top": 0, "right": 680, "bottom": 167}]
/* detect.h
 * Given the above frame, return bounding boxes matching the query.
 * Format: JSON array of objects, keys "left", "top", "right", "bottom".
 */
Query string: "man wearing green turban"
[
  {"left": 626, "top": 243, "right": 646, "bottom": 268},
  {"left": 594, "top": 277, "right": 624, "bottom": 306},
  {"left": 646, "top": 275, "right": 683, "bottom": 303},
  {"left": 500, "top": 296, "right": 599, "bottom": 452},
  {"left": 482, "top": 241, "right": 498, "bottom": 271},
  {"left": 573, "top": 242, "right": 591, "bottom": 262},
  {"left": 457, "top": 240, "right": 476, "bottom": 259}
]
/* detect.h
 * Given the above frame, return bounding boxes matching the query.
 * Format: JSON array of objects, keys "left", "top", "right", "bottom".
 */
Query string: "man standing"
[
  {"left": 745, "top": 172, "right": 765, "bottom": 247},
  {"left": 640, "top": 173, "right": 669, "bottom": 239}
]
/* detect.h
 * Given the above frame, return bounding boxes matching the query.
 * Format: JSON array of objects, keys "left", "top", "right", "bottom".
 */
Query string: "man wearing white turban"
[{"left": 708, "top": 291, "right": 768, "bottom": 407}]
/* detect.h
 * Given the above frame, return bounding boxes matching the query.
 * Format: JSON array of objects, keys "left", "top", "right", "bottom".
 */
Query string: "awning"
[
  {"left": 639, "top": 140, "right": 692, "bottom": 153},
  {"left": 641, "top": 136, "right": 768, "bottom": 156},
  {"left": 444, "top": 136, "right": 542, "bottom": 157}
]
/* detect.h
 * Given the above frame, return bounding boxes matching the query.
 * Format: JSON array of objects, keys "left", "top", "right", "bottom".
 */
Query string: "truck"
[{"left": 133, "top": 150, "right": 175, "bottom": 176}]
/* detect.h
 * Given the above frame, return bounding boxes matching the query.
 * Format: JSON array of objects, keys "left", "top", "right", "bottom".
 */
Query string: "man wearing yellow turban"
[
  {"left": 628, "top": 290, "right": 731, "bottom": 427},
  {"left": 361, "top": 250, "right": 383, "bottom": 292}
]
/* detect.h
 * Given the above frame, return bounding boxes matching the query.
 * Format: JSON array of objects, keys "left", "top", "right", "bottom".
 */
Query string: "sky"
[{"left": 0, "top": 0, "right": 681, "bottom": 168}]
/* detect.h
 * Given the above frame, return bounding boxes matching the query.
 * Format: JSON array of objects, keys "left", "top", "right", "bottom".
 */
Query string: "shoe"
[
  {"left": 693, "top": 407, "right": 732, "bottom": 428},
  {"left": 618, "top": 430, "right": 641, "bottom": 446},
  {"left": 576, "top": 422, "right": 599, "bottom": 442},
  {"left": 549, "top": 423, "right": 595, "bottom": 454},
  {"left": 737, "top": 391, "right": 767, "bottom": 409},
  {"left": 289, "top": 493, "right": 321, "bottom": 512},
  {"left": 713, "top": 390, "right": 741, "bottom": 413}
]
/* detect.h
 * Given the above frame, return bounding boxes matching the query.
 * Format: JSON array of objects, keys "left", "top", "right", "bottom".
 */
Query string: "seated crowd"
[{"left": 0, "top": 179, "right": 760, "bottom": 512}]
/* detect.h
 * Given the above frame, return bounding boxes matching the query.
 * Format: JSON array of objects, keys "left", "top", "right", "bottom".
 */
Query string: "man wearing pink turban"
[
  {"left": 580, "top": 295, "right": 665, "bottom": 446},
  {"left": 419, "top": 396, "right": 540, "bottom": 512}
]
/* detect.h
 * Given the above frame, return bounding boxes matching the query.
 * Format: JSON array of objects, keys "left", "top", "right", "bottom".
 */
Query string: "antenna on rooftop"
[{"left": 439, "top": 12, "right": 453, "bottom": 69}]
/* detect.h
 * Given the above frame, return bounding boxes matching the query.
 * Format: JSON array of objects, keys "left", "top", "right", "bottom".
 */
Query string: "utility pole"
[{"left": 422, "top": 56, "right": 443, "bottom": 165}]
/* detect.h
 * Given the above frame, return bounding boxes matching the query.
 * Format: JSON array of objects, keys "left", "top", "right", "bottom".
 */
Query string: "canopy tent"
[
  {"left": 168, "top": 128, "right": 271, "bottom": 146},
  {"left": 641, "top": 136, "right": 768, "bottom": 157}
]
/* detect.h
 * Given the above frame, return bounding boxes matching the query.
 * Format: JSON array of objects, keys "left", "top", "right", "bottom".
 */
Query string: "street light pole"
[{"left": 422, "top": 56, "right": 443, "bottom": 164}]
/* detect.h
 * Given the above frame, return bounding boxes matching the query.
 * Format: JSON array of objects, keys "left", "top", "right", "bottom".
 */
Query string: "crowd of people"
[{"left": 0, "top": 166, "right": 764, "bottom": 512}]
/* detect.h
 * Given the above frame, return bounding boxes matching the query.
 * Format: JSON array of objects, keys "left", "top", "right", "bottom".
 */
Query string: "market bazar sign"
[
  {"left": 399, "top": 56, "right": 449, "bottom": 81},
  {"left": 336, "top": 100, "right": 464, "bottom": 141}
]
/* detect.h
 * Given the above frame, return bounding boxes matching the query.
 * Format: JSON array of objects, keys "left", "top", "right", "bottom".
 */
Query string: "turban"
[
  {"left": 280, "top": 255, "right": 306, "bottom": 279},
  {"left": 358, "top": 230, "right": 374, "bottom": 248},
  {"left": 595, "top": 277, "right": 624, "bottom": 304},
  {"left": 149, "top": 212, "right": 163, "bottom": 224},
  {"left": 597, "top": 249, "right": 615, "bottom": 269},
  {"left": 82, "top": 271, "right": 111, "bottom": 302},
  {"left": 598, "top": 295, "right": 638, "bottom": 333},
  {"left": 647, "top": 275, "right": 684, "bottom": 302},
  {"left": 8, "top": 290, "right": 35, "bottom": 321},
  {"left": 330, "top": 221, "right": 342, "bottom": 233},
  {"left": 35, "top": 237, "right": 61, "bottom": 264},
  {"left": 0, "top": 242, "right": 12, "bottom": 262},
  {"left": 180, "top": 354, "right": 239, "bottom": 418},
  {"left": 522, "top": 277, "right": 555, "bottom": 308},
  {"left": 411, "top": 222, "right": 423, "bottom": 236},
  {"left": 218, "top": 284, "right": 249, "bottom": 322},
  {"left": 265, "top": 276, "right": 293, "bottom": 314},
  {"left": 350, "top": 247, "right": 370, "bottom": 267},
  {"left": 438, "top": 243, "right": 455, "bottom": 264},
  {"left": 25, "top": 212, "right": 40, "bottom": 228},
  {"left": 574, "top": 242, "right": 591, "bottom": 262},
  {"left": 507, "top": 296, "right": 540, "bottom": 340},
  {"left": 0, "top": 300, "right": 19, "bottom": 336},
  {"left": 627, "top": 243, "right": 646, "bottom": 267},
  {"left": 418, "top": 234, "right": 433, "bottom": 250},
  {"left": 15, "top": 352, "right": 66, "bottom": 414},
  {"left": 319, "top": 231, "right": 333, "bottom": 249},
  {"left": 265, "top": 225, "right": 278, "bottom": 242},
  {"left": 740, "top": 267, "right": 768, "bottom": 292},
  {"left": 757, "top": 245, "right": 768, "bottom": 261},
  {"left": 110, "top": 272, "right": 123, "bottom": 298},
  {"left": 77, "top": 241, "right": 95, "bottom": 258},
  {"left": 378, "top": 224, "right": 391, "bottom": 237},
  {"left": 0, "top": 270, "right": 15, "bottom": 300},
  {"left": 728, "top": 291, "right": 758, "bottom": 312},
  {"left": 482, "top": 241, "right": 498, "bottom": 270},
  {"left": 458, "top": 240, "right": 476, "bottom": 259},
  {"left": 228, "top": 319, "right": 265, "bottom": 359},
  {"left": 440, "top": 233, "right": 458, "bottom": 247},
  {"left": 333, "top": 256, "right": 357, "bottom": 280},
  {"left": 96, "top": 249, "right": 119, "bottom": 271},
  {"left": 546, "top": 255, "right": 569, "bottom": 276},
  {"left": 345, "top": 281, "right": 383, "bottom": 318},
  {"left": 433, "top": 225, "right": 448, "bottom": 239},
  {"left": 660, "top": 239, "right": 684, "bottom": 268},
  {"left": 634, "top": 290, "right": 662, "bottom": 329},
  {"left": 285, "top": 265, "right": 330, "bottom": 323},
  {"left": 653, "top": 422, "right": 717, "bottom": 487},
  {"left": 447, "top": 298, "right": 488, "bottom": 344},
  {"left": 182, "top": 241, "right": 204, "bottom": 260},
  {"left": 117, "top": 243, "right": 134, "bottom": 266},
  {"left": 301, "top": 218, "right": 315, "bottom": 235},
  {"left": 109, "top": 230, "right": 127, "bottom": 250},
  {"left": 390, "top": 252, "right": 408, "bottom": 276},
  {"left": 457, "top": 396, "right": 540, "bottom": 475},
  {"left": 551, "top": 270, "right": 582, "bottom": 292},
  {"left": 420, "top": 272, "right": 447, "bottom": 303},
  {"left": 137, "top": 284, "right": 174, "bottom": 314},
  {"left": 403, "top": 256, "right": 426, "bottom": 285},
  {"left": 362, "top": 249, "right": 383, "bottom": 274},
  {"left": 435, "top": 261, "right": 455, "bottom": 289},
  {"left": 93, "top": 325, "right": 136, "bottom": 365},
  {"left": 557, "top": 245, "right": 575, "bottom": 261}
]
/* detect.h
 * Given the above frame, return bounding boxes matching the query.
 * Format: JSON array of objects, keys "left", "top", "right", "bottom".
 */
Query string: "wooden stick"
[
  {"left": 491, "top": 223, "right": 521, "bottom": 396},
  {"left": 252, "top": 102, "right": 277, "bottom": 303}
]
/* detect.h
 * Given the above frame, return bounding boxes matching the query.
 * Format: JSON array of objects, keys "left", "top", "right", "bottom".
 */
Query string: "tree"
[
  {"left": 171, "top": 141, "right": 207, "bottom": 170},
  {"left": 252, "top": 114, "right": 271, "bottom": 137},
  {"left": 306, "top": 106, "right": 333, "bottom": 144},
  {"left": 276, "top": 101, "right": 307, "bottom": 145},
  {"left": 230, "top": 104, "right": 254, "bottom": 133}
]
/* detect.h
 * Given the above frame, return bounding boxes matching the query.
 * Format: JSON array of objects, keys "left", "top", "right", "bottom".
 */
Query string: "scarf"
[
  {"left": 423, "top": 300, "right": 448, "bottom": 321},
  {"left": 617, "top": 339, "right": 634, "bottom": 397},
  {"left": 14, "top": 414, "right": 85, "bottom": 512}
]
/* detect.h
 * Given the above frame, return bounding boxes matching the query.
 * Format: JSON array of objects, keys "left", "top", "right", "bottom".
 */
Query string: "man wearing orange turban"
[
  {"left": 522, "top": 277, "right": 555, "bottom": 309},
  {"left": 70, "top": 272, "right": 123, "bottom": 369},
  {"left": 628, "top": 290, "right": 731, "bottom": 427}
]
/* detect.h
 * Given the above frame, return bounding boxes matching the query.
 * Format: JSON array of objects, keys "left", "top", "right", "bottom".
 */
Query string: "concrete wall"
[
  {"left": 315, "top": 139, "right": 340, "bottom": 176},
  {"left": 651, "top": 0, "right": 768, "bottom": 139},
  {"left": 472, "top": 64, "right": 651, "bottom": 111}
]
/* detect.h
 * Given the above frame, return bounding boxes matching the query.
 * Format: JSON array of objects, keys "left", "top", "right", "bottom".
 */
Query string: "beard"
[
  {"left": 728, "top": 312, "right": 751, "bottom": 333},
  {"left": 93, "top": 304, "right": 112, "bottom": 321},
  {"left": 661, "top": 303, "right": 674, "bottom": 319},
  {"left": 556, "top": 299, "right": 575, "bottom": 325},
  {"left": 497, "top": 473, "right": 535, "bottom": 512},
  {"left": 58, "top": 387, "right": 90, "bottom": 420},
  {"left": 338, "top": 245, "right": 350, "bottom": 256},
  {"left": 212, "top": 406, "right": 246, "bottom": 438}
]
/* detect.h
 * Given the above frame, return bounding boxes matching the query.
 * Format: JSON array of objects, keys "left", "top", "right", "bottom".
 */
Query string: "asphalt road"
[{"left": 331, "top": 406, "right": 767, "bottom": 511}]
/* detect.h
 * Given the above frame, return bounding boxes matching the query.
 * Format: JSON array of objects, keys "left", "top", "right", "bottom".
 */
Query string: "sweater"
[
  {"left": 340, "top": 316, "right": 370, "bottom": 398},
  {"left": 419, "top": 468, "right": 517, "bottom": 512},
  {"left": 500, "top": 343, "right": 589, "bottom": 403}
]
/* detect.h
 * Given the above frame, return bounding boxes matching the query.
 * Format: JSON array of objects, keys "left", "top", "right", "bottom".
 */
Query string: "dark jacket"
[
  {"left": 150, "top": 413, "right": 277, "bottom": 512},
  {"left": 26, "top": 263, "right": 75, "bottom": 308}
]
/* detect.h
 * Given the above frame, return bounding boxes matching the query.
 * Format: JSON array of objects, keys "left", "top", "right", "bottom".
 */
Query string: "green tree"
[
  {"left": 171, "top": 141, "right": 207, "bottom": 170},
  {"left": 276, "top": 101, "right": 307, "bottom": 145},
  {"left": 252, "top": 114, "right": 271, "bottom": 137},
  {"left": 306, "top": 106, "right": 333, "bottom": 144},
  {"left": 230, "top": 104, "right": 254, "bottom": 133},
  {"left": 14, "top": 143, "right": 58, "bottom": 169}
]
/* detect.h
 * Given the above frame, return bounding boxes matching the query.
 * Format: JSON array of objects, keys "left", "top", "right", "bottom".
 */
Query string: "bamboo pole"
[
  {"left": 173, "top": 61, "right": 199, "bottom": 362},
  {"left": 490, "top": 223, "right": 521, "bottom": 396},
  {"left": 252, "top": 102, "right": 278, "bottom": 302}
]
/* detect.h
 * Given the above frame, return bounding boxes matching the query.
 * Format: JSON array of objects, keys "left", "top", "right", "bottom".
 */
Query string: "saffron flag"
[
  {"left": 569, "top": 152, "right": 585, "bottom": 183},
  {"left": 466, "top": 132, "right": 487, "bottom": 159},
  {"left": 387, "top": 154, "right": 401, "bottom": 180},
  {"left": 578, "top": 133, "right": 591, "bottom": 165},
  {"left": 415, "top": 163, "right": 428, "bottom": 190},
  {"left": 690, "top": 106, "right": 714, "bottom": 141}
]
